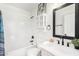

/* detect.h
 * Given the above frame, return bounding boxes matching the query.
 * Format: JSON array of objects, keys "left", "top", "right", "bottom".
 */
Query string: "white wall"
[
  {"left": 0, "top": 3, "right": 71, "bottom": 55},
  {"left": 0, "top": 4, "right": 32, "bottom": 55},
  {"left": 28, "top": 3, "right": 72, "bottom": 47},
  {"left": 30, "top": 3, "right": 65, "bottom": 45}
]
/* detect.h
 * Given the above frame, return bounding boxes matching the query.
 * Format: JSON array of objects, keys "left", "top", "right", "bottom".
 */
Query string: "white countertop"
[{"left": 38, "top": 41, "right": 79, "bottom": 56}]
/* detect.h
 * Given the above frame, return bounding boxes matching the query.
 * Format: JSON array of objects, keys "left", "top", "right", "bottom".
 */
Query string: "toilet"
[{"left": 26, "top": 48, "right": 41, "bottom": 56}]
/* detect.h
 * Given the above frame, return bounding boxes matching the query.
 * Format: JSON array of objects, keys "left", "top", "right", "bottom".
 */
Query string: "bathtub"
[{"left": 6, "top": 45, "right": 41, "bottom": 56}]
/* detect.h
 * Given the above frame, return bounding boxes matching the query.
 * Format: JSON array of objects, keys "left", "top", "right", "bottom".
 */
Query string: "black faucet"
[
  {"left": 61, "top": 34, "right": 67, "bottom": 45},
  {"left": 57, "top": 40, "right": 60, "bottom": 44},
  {"left": 30, "top": 35, "right": 34, "bottom": 45},
  {"left": 60, "top": 36, "right": 64, "bottom": 45},
  {"left": 61, "top": 38, "right": 64, "bottom": 45},
  {"left": 32, "top": 35, "right": 34, "bottom": 39}
]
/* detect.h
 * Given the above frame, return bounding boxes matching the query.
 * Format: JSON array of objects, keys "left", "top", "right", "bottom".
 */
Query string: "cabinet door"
[
  {"left": 41, "top": 49, "right": 54, "bottom": 56},
  {"left": 37, "top": 14, "right": 46, "bottom": 31}
]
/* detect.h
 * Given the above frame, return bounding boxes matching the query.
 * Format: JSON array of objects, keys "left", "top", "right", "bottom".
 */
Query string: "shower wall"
[{"left": 0, "top": 4, "right": 31, "bottom": 55}]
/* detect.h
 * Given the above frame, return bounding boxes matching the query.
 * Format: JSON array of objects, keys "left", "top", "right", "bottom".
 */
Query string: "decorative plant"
[{"left": 71, "top": 39, "right": 79, "bottom": 49}]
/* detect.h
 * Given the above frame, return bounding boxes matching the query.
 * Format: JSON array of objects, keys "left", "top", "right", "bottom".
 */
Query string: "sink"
[
  {"left": 39, "top": 41, "right": 79, "bottom": 56},
  {"left": 57, "top": 46, "right": 79, "bottom": 55}
]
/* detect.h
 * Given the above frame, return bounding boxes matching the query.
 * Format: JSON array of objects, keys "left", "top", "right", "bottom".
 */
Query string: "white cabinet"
[
  {"left": 41, "top": 49, "right": 54, "bottom": 56},
  {"left": 37, "top": 14, "right": 47, "bottom": 31},
  {"left": 39, "top": 41, "right": 79, "bottom": 56}
]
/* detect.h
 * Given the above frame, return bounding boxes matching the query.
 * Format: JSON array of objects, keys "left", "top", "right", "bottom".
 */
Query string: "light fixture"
[{"left": 46, "top": 25, "right": 51, "bottom": 30}]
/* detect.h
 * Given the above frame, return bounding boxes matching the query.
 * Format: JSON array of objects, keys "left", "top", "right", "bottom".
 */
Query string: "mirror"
[{"left": 53, "top": 3, "right": 77, "bottom": 39}]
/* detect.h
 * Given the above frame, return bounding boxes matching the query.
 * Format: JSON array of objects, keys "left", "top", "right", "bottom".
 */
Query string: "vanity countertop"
[{"left": 38, "top": 41, "right": 79, "bottom": 56}]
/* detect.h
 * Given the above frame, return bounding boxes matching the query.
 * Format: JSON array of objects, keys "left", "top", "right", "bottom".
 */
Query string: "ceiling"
[{"left": 6, "top": 3, "right": 38, "bottom": 12}]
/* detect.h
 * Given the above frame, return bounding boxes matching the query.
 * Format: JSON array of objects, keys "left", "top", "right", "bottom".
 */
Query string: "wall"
[
  {"left": 28, "top": 3, "right": 72, "bottom": 47},
  {"left": 0, "top": 3, "right": 72, "bottom": 55},
  {"left": 30, "top": 3, "right": 65, "bottom": 45},
  {"left": 0, "top": 4, "right": 31, "bottom": 55}
]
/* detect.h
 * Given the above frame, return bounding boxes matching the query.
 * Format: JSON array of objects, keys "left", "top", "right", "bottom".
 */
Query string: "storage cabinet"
[
  {"left": 41, "top": 49, "right": 54, "bottom": 56},
  {"left": 37, "top": 14, "right": 47, "bottom": 31}
]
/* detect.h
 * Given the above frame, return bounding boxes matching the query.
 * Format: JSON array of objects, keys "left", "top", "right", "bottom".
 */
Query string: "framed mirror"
[{"left": 53, "top": 3, "right": 79, "bottom": 39}]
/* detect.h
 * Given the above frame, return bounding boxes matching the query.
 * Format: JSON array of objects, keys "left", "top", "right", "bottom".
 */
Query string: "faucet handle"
[
  {"left": 57, "top": 40, "right": 60, "bottom": 44},
  {"left": 67, "top": 42, "right": 70, "bottom": 47},
  {"left": 30, "top": 40, "right": 33, "bottom": 42}
]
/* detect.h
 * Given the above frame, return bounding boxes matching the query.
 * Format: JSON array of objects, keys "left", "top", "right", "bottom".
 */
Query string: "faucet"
[
  {"left": 61, "top": 34, "right": 66, "bottom": 45},
  {"left": 57, "top": 34, "right": 70, "bottom": 47},
  {"left": 30, "top": 35, "right": 34, "bottom": 45},
  {"left": 57, "top": 37, "right": 64, "bottom": 45},
  {"left": 61, "top": 37, "right": 64, "bottom": 45},
  {"left": 59, "top": 36, "right": 64, "bottom": 45},
  {"left": 30, "top": 40, "right": 34, "bottom": 45}
]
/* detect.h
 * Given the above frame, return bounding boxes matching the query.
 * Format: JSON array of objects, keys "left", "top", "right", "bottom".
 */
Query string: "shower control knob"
[{"left": 30, "top": 40, "right": 33, "bottom": 42}]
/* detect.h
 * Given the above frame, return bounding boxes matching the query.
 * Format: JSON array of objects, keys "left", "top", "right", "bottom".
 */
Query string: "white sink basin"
[{"left": 39, "top": 41, "right": 79, "bottom": 56}]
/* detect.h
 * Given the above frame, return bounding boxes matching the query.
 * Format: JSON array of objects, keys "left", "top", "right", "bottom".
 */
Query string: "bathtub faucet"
[
  {"left": 30, "top": 40, "right": 34, "bottom": 45},
  {"left": 30, "top": 35, "right": 34, "bottom": 45}
]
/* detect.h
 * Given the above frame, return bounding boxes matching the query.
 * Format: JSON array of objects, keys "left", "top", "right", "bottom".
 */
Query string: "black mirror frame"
[{"left": 53, "top": 3, "right": 77, "bottom": 39}]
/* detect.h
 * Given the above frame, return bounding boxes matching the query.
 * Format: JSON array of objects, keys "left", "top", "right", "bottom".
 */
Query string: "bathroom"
[{"left": 0, "top": 2, "right": 79, "bottom": 56}]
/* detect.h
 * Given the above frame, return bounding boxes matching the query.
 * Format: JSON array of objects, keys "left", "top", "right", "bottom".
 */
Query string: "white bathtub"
[{"left": 6, "top": 45, "right": 40, "bottom": 56}]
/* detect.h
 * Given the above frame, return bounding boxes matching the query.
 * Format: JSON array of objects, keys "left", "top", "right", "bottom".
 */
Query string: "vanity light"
[{"left": 46, "top": 25, "right": 51, "bottom": 30}]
